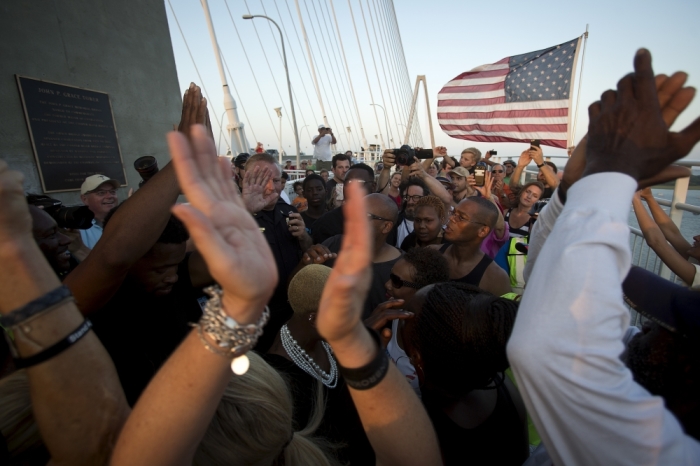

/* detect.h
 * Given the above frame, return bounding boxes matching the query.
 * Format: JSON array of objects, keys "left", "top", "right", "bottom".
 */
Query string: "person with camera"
[
  {"left": 508, "top": 144, "right": 559, "bottom": 199},
  {"left": 325, "top": 153, "right": 351, "bottom": 208},
  {"left": 508, "top": 50, "right": 700, "bottom": 465},
  {"left": 78, "top": 174, "right": 120, "bottom": 249},
  {"left": 312, "top": 124, "right": 336, "bottom": 163}
]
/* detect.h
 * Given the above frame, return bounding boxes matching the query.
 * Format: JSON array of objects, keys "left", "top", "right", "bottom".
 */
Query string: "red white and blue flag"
[{"left": 437, "top": 37, "right": 582, "bottom": 149}]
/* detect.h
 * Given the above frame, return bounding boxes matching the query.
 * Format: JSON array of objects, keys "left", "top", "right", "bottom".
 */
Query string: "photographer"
[
  {"left": 78, "top": 174, "right": 120, "bottom": 249},
  {"left": 509, "top": 144, "right": 559, "bottom": 198},
  {"left": 312, "top": 124, "right": 336, "bottom": 163}
]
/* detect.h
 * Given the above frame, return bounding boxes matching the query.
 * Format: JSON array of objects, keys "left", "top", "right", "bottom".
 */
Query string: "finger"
[
  {"left": 600, "top": 89, "right": 617, "bottom": 111},
  {"left": 167, "top": 130, "right": 214, "bottom": 207},
  {"left": 335, "top": 181, "right": 371, "bottom": 276},
  {"left": 381, "top": 329, "right": 392, "bottom": 348},
  {"left": 588, "top": 101, "right": 602, "bottom": 121},
  {"left": 633, "top": 48, "right": 658, "bottom": 108},
  {"left": 616, "top": 73, "right": 634, "bottom": 103},
  {"left": 196, "top": 96, "right": 208, "bottom": 126},
  {"left": 369, "top": 310, "right": 414, "bottom": 330},
  {"left": 371, "top": 299, "right": 406, "bottom": 315},
  {"left": 190, "top": 125, "right": 225, "bottom": 201},
  {"left": 178, "top": 83, "right": 194, "bottom": 132},
  {"left": 655, "top": 74, "right": 668, "bottom": 92},
  {"left": 638, "top": 165, "right": 692, "bottom": 189},
  {"left": 656, "top": 72, "right": 687, "bottom": 109},
  {"left": 218, "top": 156, "right": 240, "bottom": 204},
  {"left": 661, "top": 87, "right": 696, "bottom": 128},
  {"left": 674, "top": 115, "right": 700, "bottom": 156},
  {"left": 188, "top": 85, "right": 202, "bottom": 134}
]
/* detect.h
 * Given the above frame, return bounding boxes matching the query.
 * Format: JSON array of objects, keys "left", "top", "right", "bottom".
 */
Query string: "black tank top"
[
  {"left": 439, "top": 244, "right": 493, "bottom": 286},
  {"left": 504, "top": 209, "right": 530, "bottom": 238},
  {"left": 424, "top": 375, "right": 528, "bottom": 465}
]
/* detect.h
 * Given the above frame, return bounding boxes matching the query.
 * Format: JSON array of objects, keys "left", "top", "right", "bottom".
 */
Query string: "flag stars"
[
  {"left": 527, "top": 83, "right": 531, "bottom": 87},
  {"left": 548, "top": 64, "right": 552, "bottom": 68},
  {"left": 555, "top": 57, "right": 559, "bottom": 61},
  {"left": 549, "top": 52, "right": 553, "bottom": 56},
  {"left": 551, "top": 93, "right": 555, "bottom": 96},
  {"left": 568, "top": 55, "right": 572, "bottom": 59},
  {"left": 528, "top": 72, "right": 532, "bottom": 75},
  {"left": 541, "top": 71, "right": 545, "bottom": 74},
  {"left": 538, "top": 94, "right": 542, "bottom": 97},
  {"left": 534, "top": 65, "right": 539, "bottom": 69},
  {"left": 558, "top": 87, "right": 562, "bottom": 90}
]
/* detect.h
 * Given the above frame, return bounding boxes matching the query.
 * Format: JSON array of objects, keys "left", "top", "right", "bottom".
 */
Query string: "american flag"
[{"left": 437, "top": 37, "right": 583, "bottom": 149}]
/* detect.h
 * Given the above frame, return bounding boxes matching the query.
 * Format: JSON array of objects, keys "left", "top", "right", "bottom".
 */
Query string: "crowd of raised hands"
[{"left": 1, "top": 48, "right": 700, "bottom": 465}]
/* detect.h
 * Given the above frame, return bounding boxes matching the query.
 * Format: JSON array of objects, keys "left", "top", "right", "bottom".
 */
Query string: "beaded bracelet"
[
  {"left": 338, "top": 328, "right": 390, "bottom": 391},
  {"left": 1, "top": 285, "right": 73, "bottom": 328}
]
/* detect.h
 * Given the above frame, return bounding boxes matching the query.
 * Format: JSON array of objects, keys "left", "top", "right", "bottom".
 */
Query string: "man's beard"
[{"left": 404, "top": 207, "right": 415, "bottom": 221}]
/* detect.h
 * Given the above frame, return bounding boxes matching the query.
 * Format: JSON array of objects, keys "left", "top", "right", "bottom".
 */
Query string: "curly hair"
[
  {"left": 411, "top": 282, "right": 518, "bottom": 401},
  {"left": 414, "top": 195, "right": 446, "bottom": 223},
  {"left": 303, "top": 174, "right": 326, "bottom": 191},
  {"left": 402, "top": 247, "right": 449, "bottom": 288},
  {"left": 398, "top": 177, "right": 430, "bottom": 197}
]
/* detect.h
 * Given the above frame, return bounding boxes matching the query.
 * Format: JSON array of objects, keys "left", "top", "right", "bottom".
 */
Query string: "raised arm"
[
  {"left": 530, "top": 146, "right": 559, "bottom": 189},
  {"left": 633, "top": 192, "right": 696, "bottom": 285},
  {"left": 474, "top": 170, "right": 505, "bottom": 237},
  {"left": 317, "top": 182, "right": 441, "bottom": 466},
  {"left": 509, "top": 150, "right": 531, "bottom": 190},
  {"left": 111, "top": 126, "right": 278, "bottom": 466},
  {"left": 64, "top": 83, "right": 212, "bottom": 314},
  {"left": 408, "top": 148, "right": 454, "bottom": 208},
  {"left": 508, "top": 49, "right": 700, "bottom": 465},
  {"left": 639, "top": 187, "right": 693, "bottom": 257},
  {"left": 0, "top": 161, "right": 129, "bottom": 465},
  {"left": 377, "top": 150, "right": 395, "bottom": 194}
]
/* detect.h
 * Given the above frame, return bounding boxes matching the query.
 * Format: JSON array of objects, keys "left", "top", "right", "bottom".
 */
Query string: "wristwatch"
[{"left": 536, "top": 162, "right": 545, "bottom": 168}]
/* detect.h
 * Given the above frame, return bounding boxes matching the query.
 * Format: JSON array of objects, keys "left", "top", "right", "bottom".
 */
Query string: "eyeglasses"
[
  {"left": 346, "top": 179, "right": 367, "bottom": 186},
  {"left": 448, "top": 207, "right": 487, "bottom": 226},
  {"left": 492, "top": 170, "right": 504, "bottom": 173},
  {"left": 402, "top": 195, "right": 424, "bottom": 202},
  {"left": 89, "top": 189, "right": 117, "bottom": 196},
  {"left": 389, "top": 273, "right": 421, "bottom": 289},
  {"left": 367, "top": 213, "right": 393, "bottom": 222}
]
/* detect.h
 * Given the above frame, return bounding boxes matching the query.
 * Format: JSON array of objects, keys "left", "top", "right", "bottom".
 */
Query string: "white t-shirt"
[
  {"left": 313, "top": 134, "right": 333, "bottom": 161},
  {"left": 396, "top": 218, "right": 414, "bottom": 248},
  {"left": 386, "top": 319, "right": 421, "bottom": 398}
]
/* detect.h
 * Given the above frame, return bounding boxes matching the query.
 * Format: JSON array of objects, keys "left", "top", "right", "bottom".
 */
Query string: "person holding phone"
[
  {"left": 509, "top": 142, "right": 559, "bottom": 199},
  {"left": 312, "top": 125, "right": 336, "bottom": 163}
]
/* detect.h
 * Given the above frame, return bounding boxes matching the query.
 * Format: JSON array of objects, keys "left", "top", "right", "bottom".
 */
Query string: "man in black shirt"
[{"left": 311, "top": 163, "right": 376, "bottom": 244}]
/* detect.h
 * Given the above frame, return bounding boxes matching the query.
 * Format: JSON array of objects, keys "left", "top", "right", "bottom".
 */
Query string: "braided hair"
[
  {"left": 414, "top": 195, "right": 446, "bottom": 223},
  {"left": 411, "top": 282, "right": 518, "bottom": 401}
]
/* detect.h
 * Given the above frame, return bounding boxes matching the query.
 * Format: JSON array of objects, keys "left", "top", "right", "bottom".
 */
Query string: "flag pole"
[{"left": 569, "top": 25, "right": 589, "bottom": 150}]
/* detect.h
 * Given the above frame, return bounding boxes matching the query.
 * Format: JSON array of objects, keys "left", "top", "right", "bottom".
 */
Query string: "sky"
[{"left": 165, "top": 0, "right": 700, "bottom": 165}]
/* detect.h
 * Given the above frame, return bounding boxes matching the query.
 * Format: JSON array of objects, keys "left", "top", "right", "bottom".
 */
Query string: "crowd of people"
[{"left": 1, "top": 49, "right": 700, "bottom": 465}]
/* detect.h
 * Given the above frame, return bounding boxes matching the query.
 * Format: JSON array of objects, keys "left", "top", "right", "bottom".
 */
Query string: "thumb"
[
  {"left": 638, "top": 165, "right": 692, "bottom": 189},
  {"left": 381, "top": 328, "right": 392, "bottom": 348}
]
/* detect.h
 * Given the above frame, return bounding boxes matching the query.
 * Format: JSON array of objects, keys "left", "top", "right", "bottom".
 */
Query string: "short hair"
[
  {"left": 303, "top": 174, "right": 326, "bottom": 191},
  {"left": 465, "top": 196, "right": 499, "bottom": 229},
  {"left": 331, "top": 153, "right": 351, "bottom": 168},
  {"left": 281, "top": 171, "right": 289, "bottom": 180},
  {"left": 346, "top": 162, "right": 374, "bottom": 180},
  {"left": 104, "top": 203, "right": 189, "bottom": 244},
  {"left": 461, "top": 148, "right": 482, "bottom": 163},
  {"left": 415, "top": 195, "right": 446, "bottom": 223},
  {"left": 402, "top": 248, "right": 449, "bottom": 288},
  {"left": 245, "top": 153, "right": 277, "bottom": 170},
  {"left": 399, "top": 177, "right": 430, "bottom": 197},
  {"left": 320, "top": 169, "right": 329, "bottom": 175},
  {"left": 412, "top": 282, "right": 518, "bottom": 399}
]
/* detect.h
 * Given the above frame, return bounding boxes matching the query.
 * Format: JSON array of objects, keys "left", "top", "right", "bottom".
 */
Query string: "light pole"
[
  {"left": 370, "top": 103, "right": 390, "bottom": 150},
  {"left": 274, "top": 107, "right": 283, "bottom": 163},
  {"left": 243, "top": 14, "right": 301, "bottom": 168}
]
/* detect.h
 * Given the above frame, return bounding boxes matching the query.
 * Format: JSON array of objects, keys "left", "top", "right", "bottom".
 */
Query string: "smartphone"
[
  {"left": 474, "top": 164, "right": 486, "bottom": 187},
  {"left": 530, "top": 139, "right": 541, "bottom": 148},
  {"left": 490, "top": 150, "right": 498, "bottom": 155}
]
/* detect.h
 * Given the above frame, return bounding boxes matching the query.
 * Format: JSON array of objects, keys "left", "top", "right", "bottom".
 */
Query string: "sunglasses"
[
  {"left": 368, "top": 213, "right": 393, "bottom": 222},
  {"left": 492, "top": 169, "right": 504, "bottom": 173},
  {"left": 390, "top": 273, "right": 421, "bottom": 289}
]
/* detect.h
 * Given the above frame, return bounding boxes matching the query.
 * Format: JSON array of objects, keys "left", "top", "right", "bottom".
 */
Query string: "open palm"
[{"left": 169, "top": 126, "right": 277, "bottom": 322}]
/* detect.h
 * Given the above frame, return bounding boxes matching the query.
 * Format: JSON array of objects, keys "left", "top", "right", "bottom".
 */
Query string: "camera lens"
[
  {"left": 54, "top": 205, "right": 95, "bottom": 230},
  {"left": 134, "top": 156, "right": 159, "bottom": 186}
]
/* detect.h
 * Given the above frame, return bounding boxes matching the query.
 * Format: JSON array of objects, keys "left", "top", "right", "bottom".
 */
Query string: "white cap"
[
  {"left": 81, "top": 174, "right": 119, "bottom": 195},
  {"left": 318, "top": 124, "right": 326, "bottom": 130}
]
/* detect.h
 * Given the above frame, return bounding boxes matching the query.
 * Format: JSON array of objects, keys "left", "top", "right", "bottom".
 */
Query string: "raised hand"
[
  {"left": 317, "top": 182, "right": 372, "bottom": 346},
  {"left": 517, "top": 150, "right": 532, "bottom": 167},
  {"left": 177, "top": 83, "right": 214, "bottom": 142},
  {"left": 382, "top": 149, "right": 396, "bottom": 169},
  {"left": 584, "top": 49, "right": 700, "bottom": 182},
  {"left": 302, "top": 244, "right": 338, "bottom": 265},
  {"left": 241, "top": 165, "right": 278, "bottom": 213},
  {"left": 169, "top": 125, "right": 277, "bottom": 323},
  {"left": 287, "top": 212, "right": 307, "bottom": 238},
  {"left": 530, "top": 145, "right": 545, "bottom": 166},
  {"left": 474, "top": 170, "right": 493, "bottom": 199}
]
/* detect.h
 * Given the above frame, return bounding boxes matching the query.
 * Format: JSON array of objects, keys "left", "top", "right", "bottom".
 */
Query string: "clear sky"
[{"left": 166, "top": 0, "right": 700, "bottom": 164}]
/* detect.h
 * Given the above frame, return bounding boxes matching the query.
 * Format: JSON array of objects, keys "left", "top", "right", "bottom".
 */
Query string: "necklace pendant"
[{"left": 231, "top": 354, "right": 250, "bottom": 375}]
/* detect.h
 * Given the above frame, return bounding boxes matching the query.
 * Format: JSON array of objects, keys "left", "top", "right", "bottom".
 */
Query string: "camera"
[
  {"left": 134, "top": 156, "right": 160, "bottom": 187},
  {"left": 490, "top": 150, "right": 498, "bottom": 155},
  {"left": 26, "top": 194, "right": 95, "bottom": 230},
  {"left": 530, "top": 139, "right": 541, "bottom": 148},
  {"left": 391, "top": 145, "right": 433, "bottom": 166}
]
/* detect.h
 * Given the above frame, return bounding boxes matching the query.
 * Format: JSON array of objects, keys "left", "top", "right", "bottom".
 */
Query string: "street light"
[
  {"left": 243, "top": 14, "right": 301, "bottom": 168},
  {"left": 370, "top": 103, "right": 390, "bottom": 150},
  {"left": 274, "top": 107, "right": 282, "bottom": 163}
]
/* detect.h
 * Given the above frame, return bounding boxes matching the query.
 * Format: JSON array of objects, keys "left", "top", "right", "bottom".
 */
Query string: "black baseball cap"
[{"left": 622, "top": 266, "right": 700, "bottom": 338}]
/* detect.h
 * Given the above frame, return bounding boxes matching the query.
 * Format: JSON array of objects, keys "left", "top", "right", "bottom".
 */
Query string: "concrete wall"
[{"left": 0, "top": 0, "right": 182, "bottom": 204}]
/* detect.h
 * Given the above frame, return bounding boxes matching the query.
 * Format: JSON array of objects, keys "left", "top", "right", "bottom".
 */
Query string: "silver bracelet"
[{"left": 193, "top": 285, "right": 270, "bottom": 375}]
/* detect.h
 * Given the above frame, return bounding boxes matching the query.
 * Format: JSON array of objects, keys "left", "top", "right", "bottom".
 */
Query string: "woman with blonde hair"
[{"left": 195, "top": 352, "right": 333, "bottom": 466}]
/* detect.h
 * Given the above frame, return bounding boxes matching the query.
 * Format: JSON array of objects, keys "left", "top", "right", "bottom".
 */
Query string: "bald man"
[
  {"left": 433, "top": 197, "right": 511, "bottom": 296},
  {"left": 303, "top": 193, "right": 402, "bottom": 318}
]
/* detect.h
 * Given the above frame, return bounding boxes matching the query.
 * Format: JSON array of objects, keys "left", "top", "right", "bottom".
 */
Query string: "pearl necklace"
[{"left": 280, "top": 324, "right": 338, "bottom": 388}]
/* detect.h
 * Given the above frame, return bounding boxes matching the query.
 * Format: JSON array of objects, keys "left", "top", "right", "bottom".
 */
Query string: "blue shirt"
[{"left": 79, "top": 219, "right": 103, "bottom": 249}]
